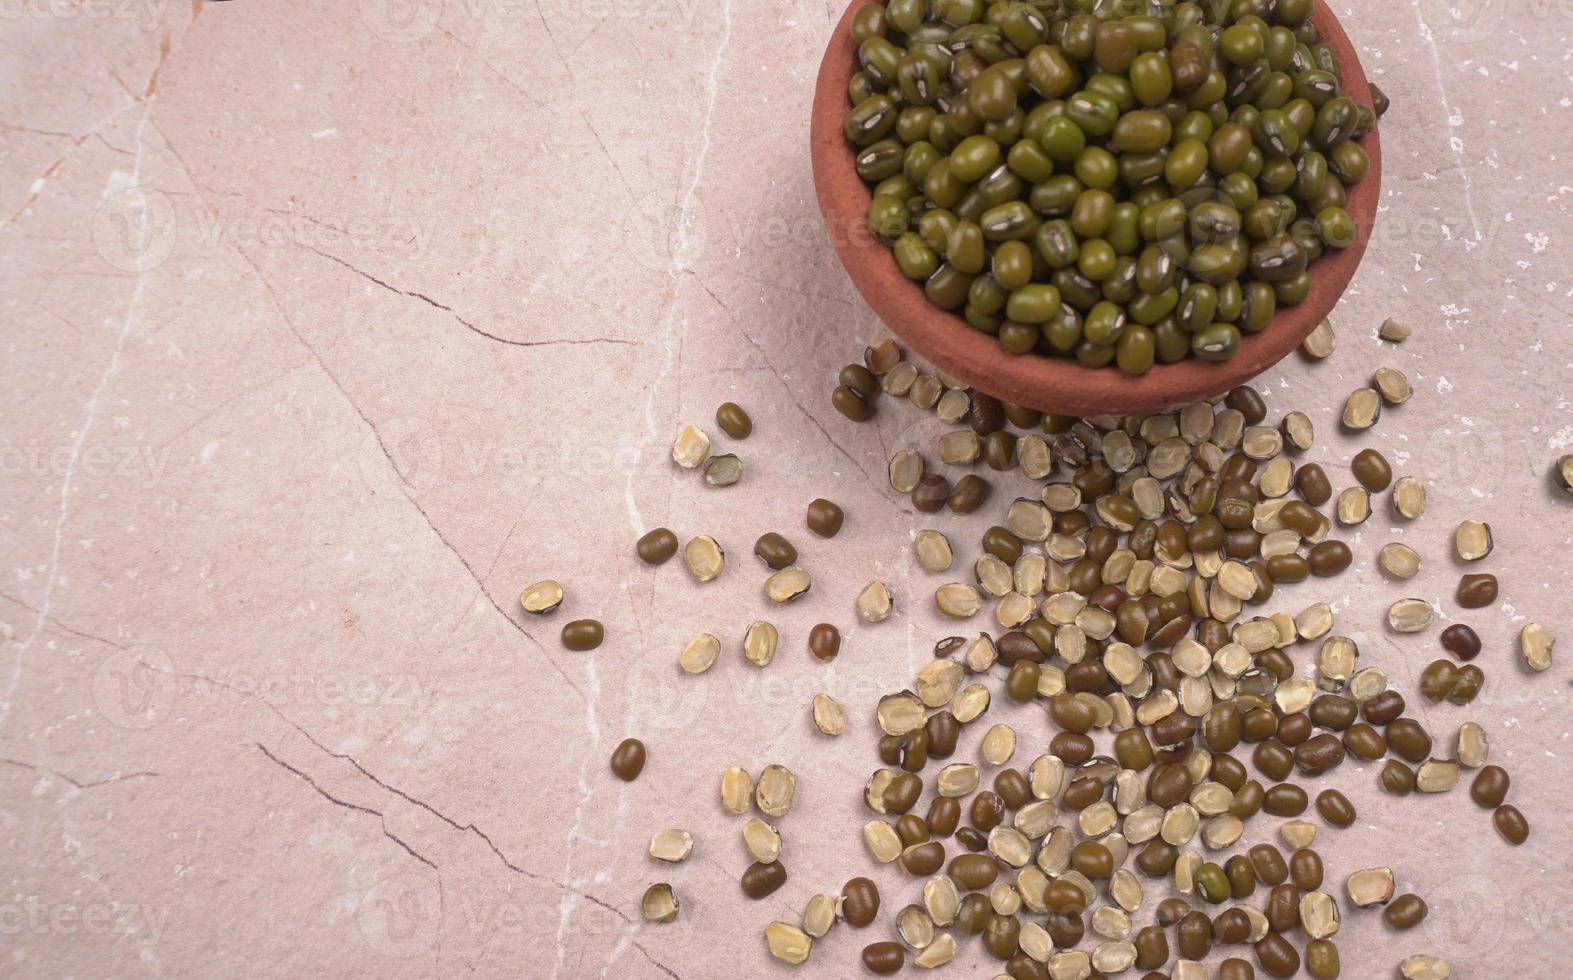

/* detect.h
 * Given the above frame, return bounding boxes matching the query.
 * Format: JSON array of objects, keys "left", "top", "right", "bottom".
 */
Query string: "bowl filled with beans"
[{"left": 811, "top": 0, "right": 1383, "bottom": 416}]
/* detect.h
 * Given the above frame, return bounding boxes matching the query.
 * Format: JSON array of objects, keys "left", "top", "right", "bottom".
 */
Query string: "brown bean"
[
  {"left": 635, "top": 528, "right": 679, "bottom": 564},
  {"left": 741, "top": 861, "right": 787, "bottom": 898},
  {"left": 609, "top": 738, "right": 646, "bottom": 781},
  {"left": 1456, "top": 573, "right": 1498, "bottom": 608},
  {"left": 806, "top": 498, "right": 845, "bottom": 536},
  {"left": 1384, "top": 894, "right": 1427, "bottom": 930},
  {"left": 841, "top": 877, "right": 880, "bottom": 926},
  {"left": 808, "top": 622, "right": 841, "bottom": 661},
  {"left": 1471, "top": 765, "right": 1510, "bottom": 808},
  {"left": 1441, "top": 622, "right": 1482, "bottom": 660},
  {"left": 862, "top": 941, "right": 905, "bottom": 974},
  {"left": 1493, "top": 804, "right": 1530, "bottom": 845},
  {"left": 1351, "top": 448, "right": 1392, "bottom": 491}
]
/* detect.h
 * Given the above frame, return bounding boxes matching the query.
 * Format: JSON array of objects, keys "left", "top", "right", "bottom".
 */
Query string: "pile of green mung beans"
[{"left": 842, "top": 0, "right": 1381, "bottom": 374}]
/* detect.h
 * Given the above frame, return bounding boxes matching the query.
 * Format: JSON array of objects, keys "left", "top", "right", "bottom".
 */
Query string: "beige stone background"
[{"left": 1, "top": 0, "right": 1571, "bottom": 976}]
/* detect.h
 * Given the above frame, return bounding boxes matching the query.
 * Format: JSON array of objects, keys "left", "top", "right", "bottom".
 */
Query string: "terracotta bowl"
[{"left": 811, "top": 2, "right": 1382, "bottom": 417}]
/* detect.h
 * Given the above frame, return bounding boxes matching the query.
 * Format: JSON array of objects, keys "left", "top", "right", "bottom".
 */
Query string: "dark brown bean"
[
  {"left": 1457, "top": 573, "right": 1499, "bottom": 608},
  {"left": 984, "top": 912, "right": 1021, "bottom": 959},
  {"left": 926, "top": 710, "right": 960, "bottom": 758},
  {"left": 1277, "top": 712, "right": 1312, "bottom": 747},
  {"left": 1253, "top": 741, "right": 1294, "bottom": 782},
  {"left": 1351, "top": 448, "right": 1392, "bottom": 492},
  {"left": 948, "top": 473, "right": 991, "bottom": 513},
  {"left": 1148, "top": 762, "right": 1194, "bottom": 807},
  {"left": 1265, "top": 883, "right": 1301, "bottom": 933},
  {"left": 841, "top": 877, "right": 880, "bottom": 926},
  {"left": 1361, "top": 689, "right": 1406, "bottom": 725},
  {"left": 839, "top": 364, "right": 879, "bottom": 398},
  {"left": 1230, "top": 778, "right": 1265, "bottom": 819},
  {"left": 1249, "top": 843, "right": 1288, "bottom": 885},
  {"left": 996, "top": 768, "right": 1032, "bottom": 809},
  {"left": 1419, "top": 659, "right": 1459, "bottom": 702},
  {"left": 636, "top": 527, "right": 679, "bottom": 564},
  {"left": 1213, "top": 755, "right": 1247, "bottom": 790},
  {"left": 1227, "top": 386, "right": 1267, "bottom": 424},
  {"left": 1441, "top": 622, "right": 1482, "bottom": 660},
  {"left": 948, "top": 852, "right": 999, "bottom": 890},
  {"left": 1242, "top": 708, "right": 1280, "bottom": 742},
  {"left": 884, "top": 772, "right": 922, "bottom": 813},
  {"left": 1071, "top": 841, "right": 1114, "bottom": 879},
  {"left": 808, "top": 623, "right": 841, "bottom": 662},
  {"left": 911, "top": 473, "right": 951, "bottom": 512},
  {"left": 862, "top": 941, "right": 905, "bottom": 974},
  {"left": 1384, "top": 894, "right": 1427, "bottom": 930},
  {"left": 900, "top": 840, "right": 945, "bottom": 876},
  {"left": 741, "top": 860, "right": 787, "bottom": 898},
  {"left": 1308, "top": 539, "right": 1352, "bottom": 576},
  {"left": 1471, "top": 765, "right": 1510, "bottom": 808},
  {"left": 1006, "top": 953, "right": 1049, "bottom": 980},
  {"left": 956, "top": 826, "right": 987, "bottom": 852},
  {"left": 1342, "top": 723, "right": 1386, "bottom": 761},
  {"left": 609, "top": 738, "right": 646, "bottom": 781},
  {"left": 896, "top": 814, "right": 930, "bottom": 847},
  {"left": 1380, "top": 759, "right": 1416, "bottom": 796},
  {"left": 1295, "top": 733, "right": 1345, "bottom": 776},
  {"left": 926, "top": 796, "right": 960, "bottom": 838},
  {"left": 561, "top": 619, "right": 604, "bottom": 651},
  {"left": 970, "top": 791, "right": 1006, "bottom": 830},
  {"left": 1386, "top": 718, "right": 1432, "bottom": 763},
  {"left": 984, "top": 430, "right": 1017, "bottom": 470},
  {"left": 1134, "top": 925, "right": 1169, "bottom": 970},
  {"left": 1051, "top": 731, "right": 1095, "bottom": 764},
  {"left": 1296, "top": 463, "right": 1332, "bottom": 505},
  {"left": 1006, "top": 660, "right": 1040, "bottom": 702},
  {"left": 933, "top": 635, "right": 966, "bottom": 659},
  {"left": 832, "top": 384, "right": 873, "bottom": 421},
  {"left": 1214, "top": 907, "right": 1253, "bottom": 943},
  {"left": 1494, "top": 804, "right": 1530, "bottom": 845},
  {"left": 968, "top": 392, "right": 1005, "bottom": 435},
  {"left": 1000, "top": 631, "right": 1045, "bottom": 665},
  {"left": 1304, "top": 939, "right": 1340, "bottom": 979},
  {"left": 1226, "top": 854, "right": 1258, "bottom": 898},
  {"left": 1136, "top": 840, "right": 1179, "bottom": 877},
  {"left": 715, "top": 401, "right": 752, "bottom": 439},
  {"left": 955, "top": 893, "right": 992, "bottom": 934},
  {"left": 1115, "top": 728, "right": 1155, "bottom": 771},
  {"left": 754, "top": 531, "right": 798, "bottom": 569},
  {"left": 1289, "top": 849, "right": 1323, "bottom": 890},
  {"left": 1178, "top": 910, "right": 1213, "bottom": 959},
  {"left": 1263, "top": 783, "right": 1308, "bottom": 816},
  {"left": 1155, "top": 897, "right": 1191, "bottom": 927},
  {"left": 806, "top": 498, "right": 844, "bottom": 537},
  {"left": 1221, "top": 957, "right": 1257, "bottom": 980},
  {"left": 983, "top": 525, "right": 1024, "bottom": 563},
  {"left": 1310, "top": 694, "right": 1358, "bottom": 730},
  {"left": 1447, "top": 664, "right": 1484, "bottom": 705},
  {"left": 1255, "top": 930, "right": 1300, "bottom": 978}
]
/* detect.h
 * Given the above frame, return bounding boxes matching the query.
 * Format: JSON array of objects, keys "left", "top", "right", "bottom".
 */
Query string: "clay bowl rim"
[{"left": 810, "top": 1, "right": 1382, "bottom": 417}]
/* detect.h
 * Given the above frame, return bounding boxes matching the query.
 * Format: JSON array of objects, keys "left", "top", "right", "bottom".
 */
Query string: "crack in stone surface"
[
  {"left": 255, "top": 742, "right": 438, "bottom": 870},
  {"left": 1, "top": 758, "right": 159, "bottom": 790}
]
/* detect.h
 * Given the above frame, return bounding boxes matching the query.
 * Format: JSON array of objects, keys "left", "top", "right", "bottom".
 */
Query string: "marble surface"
[{"left": 2, "top": 0, "right": 1571, "bottom": 976}]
